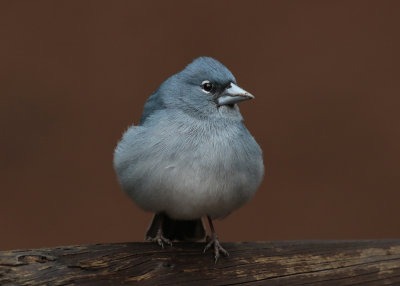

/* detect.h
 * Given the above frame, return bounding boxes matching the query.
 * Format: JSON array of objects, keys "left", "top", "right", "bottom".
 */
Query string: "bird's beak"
[{"left": 217, "top": 83, "right": 255, "bottom": 106}]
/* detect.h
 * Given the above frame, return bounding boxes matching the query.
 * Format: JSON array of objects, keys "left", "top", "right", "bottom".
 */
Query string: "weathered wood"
[{"left": 0, "top": 240, "right": 400, "bottom": 285}]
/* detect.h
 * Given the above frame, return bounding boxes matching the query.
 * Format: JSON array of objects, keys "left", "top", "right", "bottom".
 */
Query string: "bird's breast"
[
  {"left": 115, "top": 116, "right": 264, "bottom": 219},
  {"left": 156, "top": 120, "right": 262, "bottom": 218}
]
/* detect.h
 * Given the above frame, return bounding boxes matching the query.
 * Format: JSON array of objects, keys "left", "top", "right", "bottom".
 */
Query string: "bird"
[{"left": 113, "top": 57, "right": 264, "bottom": 262}]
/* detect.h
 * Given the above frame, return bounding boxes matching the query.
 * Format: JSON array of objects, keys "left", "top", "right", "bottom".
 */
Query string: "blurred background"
[{"left": 1, "top": 1, "right": 399, "bottom": 251}]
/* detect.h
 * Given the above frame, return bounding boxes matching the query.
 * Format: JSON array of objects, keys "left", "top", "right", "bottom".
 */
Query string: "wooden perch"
[{"left": 1, "top": 240, "right": 400, "bottom": 285}]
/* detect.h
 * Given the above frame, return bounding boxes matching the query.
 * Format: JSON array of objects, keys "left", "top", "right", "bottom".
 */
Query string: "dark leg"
[
  {"left": 203, "top": 216, "right": 229, "bottom": 262},
  {"left": 145, "top": 213, "right": 172, "bottom": 248}
]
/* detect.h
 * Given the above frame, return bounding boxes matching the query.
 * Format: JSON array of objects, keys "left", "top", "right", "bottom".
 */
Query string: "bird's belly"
[
  {"left": 116, "top": 121, "right": 264, "bottom": 220},
  {"left": 128, "top": 151, "right": 262, "bottom": 220}
]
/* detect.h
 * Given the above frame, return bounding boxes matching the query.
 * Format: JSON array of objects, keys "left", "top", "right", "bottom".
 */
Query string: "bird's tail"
[{"left": 146, "top": 213, "right": 206, "bottom": 241}]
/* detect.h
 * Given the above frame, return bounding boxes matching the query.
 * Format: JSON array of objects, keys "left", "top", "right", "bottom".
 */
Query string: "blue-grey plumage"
[{"left": 113, "top": 57, "right": 264, "bottom": 261}]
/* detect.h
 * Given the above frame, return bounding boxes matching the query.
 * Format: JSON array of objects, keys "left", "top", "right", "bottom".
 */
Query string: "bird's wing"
[{"left": 139, "top": 89, "right": 166, "bottom": 125}]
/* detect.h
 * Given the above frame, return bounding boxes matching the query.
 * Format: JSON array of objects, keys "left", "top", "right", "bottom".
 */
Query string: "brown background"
[{"left": 1, "top": 1, "right": 399, "bottom": 251}]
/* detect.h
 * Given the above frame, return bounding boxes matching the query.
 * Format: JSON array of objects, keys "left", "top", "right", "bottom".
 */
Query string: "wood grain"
[{"left": 1, "top": 240, "right": 400, "bottom": 285}]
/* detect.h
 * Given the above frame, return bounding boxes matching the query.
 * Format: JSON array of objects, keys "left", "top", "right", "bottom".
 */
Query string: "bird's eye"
[{"left": 201, "top": 80, "right": 214, "bottom": 93}]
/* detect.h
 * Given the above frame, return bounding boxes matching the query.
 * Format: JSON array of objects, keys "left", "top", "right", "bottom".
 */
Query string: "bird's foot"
[
  {"left": 146, "top": 233, "right": 172, "bottom": 249},
  {"left": 203, "top": 233, "right": 229, "bottom": 263}
]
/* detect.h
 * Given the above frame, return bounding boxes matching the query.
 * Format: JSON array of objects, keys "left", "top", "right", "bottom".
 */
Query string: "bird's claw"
[
  {"left": 146, "top": 234, "right": 172, "bottom": 249},
  {"left": 203, "top": 234, "right": 229, "bottom": 263}
]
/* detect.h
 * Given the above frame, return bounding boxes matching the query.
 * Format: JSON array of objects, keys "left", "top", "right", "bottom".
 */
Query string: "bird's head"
[{"left": 160, "top": 57, "right": 254, "bottom": 119}]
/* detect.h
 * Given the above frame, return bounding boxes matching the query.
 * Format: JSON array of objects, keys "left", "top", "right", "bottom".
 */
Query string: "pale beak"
[{"left": 216, "top": 83, "right": 255, "bottom": 106}]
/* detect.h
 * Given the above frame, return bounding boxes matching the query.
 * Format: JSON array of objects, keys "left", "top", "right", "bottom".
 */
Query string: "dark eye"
[{"left": 201, "top": 80, "right": 213, "bottom": 93}]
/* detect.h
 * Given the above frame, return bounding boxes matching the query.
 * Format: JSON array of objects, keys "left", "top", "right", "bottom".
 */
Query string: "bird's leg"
[
  {"left": 203, "top": 216, "right": 229, "bottom": 262},
  {"left": 146, "top": 213, "right": 172, "bottom": 248}
]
